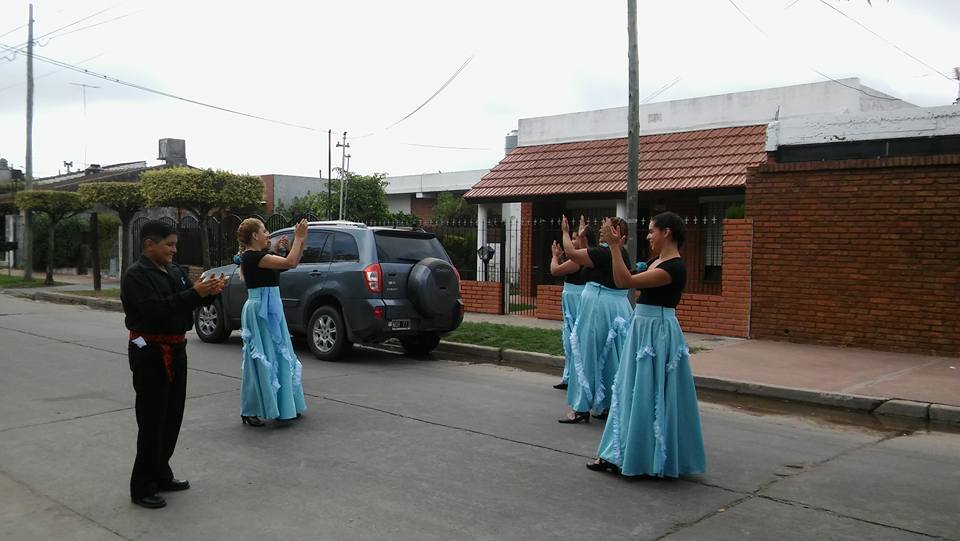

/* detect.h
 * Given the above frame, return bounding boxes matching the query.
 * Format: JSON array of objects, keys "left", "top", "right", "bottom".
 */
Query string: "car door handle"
[{"left": 309, "top": 270, "right": 325, "bottom": 277}]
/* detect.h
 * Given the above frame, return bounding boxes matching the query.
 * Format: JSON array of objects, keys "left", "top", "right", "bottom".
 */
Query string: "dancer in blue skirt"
[
  {"left": 235, "top": 217, "right": 309, "bottom": 427},
  {"left": 549, "top": 227, "right": 597, "bottom": 391},
  {"left": 588, "top": 212, "right": 706, "bottom": 477},
  {"left": 558, "top": 215, "right": 633, "bottom": 423}
]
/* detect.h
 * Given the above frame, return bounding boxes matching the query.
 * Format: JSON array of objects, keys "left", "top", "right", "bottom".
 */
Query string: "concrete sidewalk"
[{"left": 465, "top": 312, "right": 960, "bottom": 420}]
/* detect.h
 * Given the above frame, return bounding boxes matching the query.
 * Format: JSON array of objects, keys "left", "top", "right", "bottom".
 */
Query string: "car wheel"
[
  {"left": 195, "top": 300, "right": 231, "bottom": 343},
  {"left": 307, "top": 305, "right": 351, "bottom": 361},
  {"left": 399, "top": 332, "right": 441, "bottom": 356}
]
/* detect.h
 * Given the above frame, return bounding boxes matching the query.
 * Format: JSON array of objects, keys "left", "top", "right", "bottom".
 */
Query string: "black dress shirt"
[{"left": 121, "top": 255, "right": 216, "bottom": 335}]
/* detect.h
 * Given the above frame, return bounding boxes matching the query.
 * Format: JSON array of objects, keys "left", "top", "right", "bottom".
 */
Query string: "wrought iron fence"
[{"left": 129, "top": 212, "right": 728, "bottom": 316}]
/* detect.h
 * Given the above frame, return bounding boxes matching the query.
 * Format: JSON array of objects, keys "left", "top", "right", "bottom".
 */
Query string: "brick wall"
[
  {"left": 519, "top": 202, "right": 534, "bottom": 297},
  {"left": 535, "top": 284, "right": 563, "bottom": 320},
  {"left": 410, "top": 196, "right": 435, "bottom": 223},
  {"left": 260, "top": 175, "right": 275, "bottom": 214},
  {"left": 461, "top": 280, "right": 503, "bottom": 314},
  {"left": 675, "top": 219, "right": 752, "bottom": 338},
  {"left": 747, "top": 155, "right": 960, "bottom": 355}
]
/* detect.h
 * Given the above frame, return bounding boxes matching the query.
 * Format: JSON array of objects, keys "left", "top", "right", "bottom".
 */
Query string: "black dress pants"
[{"left": 129, "top": 342, "right": 187, "bottom": 499}]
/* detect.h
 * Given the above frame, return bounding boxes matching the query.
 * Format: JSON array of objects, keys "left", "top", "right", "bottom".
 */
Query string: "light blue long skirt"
[
  {"left": 560, "top": 282, "right": 586, "bottom": 385},
  {"left": 596, "top": 304, "right": 706, "bottom": 477},
  {"left": 240, "top": 286, "right": 306, "bottom": 420},
  {"left": 567, "top": 283, "right": 631, "bottom": 414}
]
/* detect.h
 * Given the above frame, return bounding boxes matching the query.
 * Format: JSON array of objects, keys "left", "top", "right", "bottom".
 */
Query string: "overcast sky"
[{"left": 0, "top": 0, "right": 957, "bottom": 179}]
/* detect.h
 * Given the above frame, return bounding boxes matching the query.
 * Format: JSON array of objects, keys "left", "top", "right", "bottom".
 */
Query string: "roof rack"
[{"left": 306, "top": 220, "right": 368, "bottom": 228}]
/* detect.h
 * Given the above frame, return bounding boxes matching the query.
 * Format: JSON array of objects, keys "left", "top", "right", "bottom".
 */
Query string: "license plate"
[{"left": 389, "top": 319, "right": 411, "bottom": 330}]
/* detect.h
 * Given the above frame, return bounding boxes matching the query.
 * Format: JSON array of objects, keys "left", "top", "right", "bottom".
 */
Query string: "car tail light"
[
  {"left": 364, "top": 263, "right": 382, "bottom": 294},
  {"left": 453, "top": 266, "right": 462, "bottom": 292},
  {"left": 373, "top": 306, "right": 384, "bottom": 319}
]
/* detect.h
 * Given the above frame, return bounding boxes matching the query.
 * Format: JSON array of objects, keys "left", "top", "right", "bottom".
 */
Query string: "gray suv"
[{"left": 193, "top": 221, "right": 464, "bottom": 360}]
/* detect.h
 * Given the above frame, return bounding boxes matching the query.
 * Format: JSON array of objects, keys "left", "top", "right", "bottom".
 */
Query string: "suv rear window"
[{"left": 374, "top": 230, "right": 451, "bottom": 264}]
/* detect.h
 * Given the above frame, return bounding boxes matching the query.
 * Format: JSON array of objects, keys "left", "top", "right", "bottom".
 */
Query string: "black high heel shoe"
[
  {"left": 586, "top": 458, "right": 620, "bottom": 474},
  {"left": 558, "top": 411, "right": 590, "bottom": 424},
  {"left": 553, "top": 382, "right": 568, "bottom": 390},
  {"left": 241, "top": 415, "right": 265, "bottom": 427}
]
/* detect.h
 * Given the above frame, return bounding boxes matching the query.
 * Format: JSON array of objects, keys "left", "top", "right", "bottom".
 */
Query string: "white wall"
[
  {"left": 272, "top": 174, "right": 328, "bottom": 208},
  {"left": 518, "top": 79, "right": 915, "bottom": 147},
  {"left": 386, "top": 193, "right": 411, "bottom": 214},
  {"left": 766, "top": 104, "right": 960, "bottom": 149},
  {"left": 384, "top": 169, "right": 489, "bottom": 195}
]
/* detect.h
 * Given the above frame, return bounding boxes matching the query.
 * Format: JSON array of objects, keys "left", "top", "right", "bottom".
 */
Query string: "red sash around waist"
[{"left": 129, "top": 331, "right": 186, "bottom": 383}]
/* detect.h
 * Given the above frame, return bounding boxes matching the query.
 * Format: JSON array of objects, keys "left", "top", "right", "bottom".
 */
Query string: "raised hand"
[
  {"left": 578, "top": 215, "right": 588, "bottom": 237},
  {"left": 551, "top": 240, "right": 563, "bottom": 259},
  {"left": 561, "top": 215, "right": 570, "bottom": 234},
  {"left": 293, "top": 219, "right": 308, "bottom": 240},
  {"left": 277, "top": 235, "right": 290, "bottom": 252}
]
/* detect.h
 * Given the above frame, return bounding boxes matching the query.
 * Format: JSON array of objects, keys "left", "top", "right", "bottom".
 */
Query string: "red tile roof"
[{"left": 465, "top": 125, "right": 767, "bottom": 201}]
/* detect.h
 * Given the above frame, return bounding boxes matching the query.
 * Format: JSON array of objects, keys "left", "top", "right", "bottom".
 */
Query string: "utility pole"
[
  {"left": 69, "top": 82, "right": 99, "bottom": 168},
  {"left": 336, "top": 132, "right": 349, "bottom": 220},
  {"left": 327, "top": 129, "right": 333, "bottom": 220},
  {"left": 22, "top": 4, "right": 35, "bottom": 281},
  {"left": 342, "top": 153, "right": 352, "bottom": 218},
  {"left": 626, "top": 0, "right": 640, "bottom": 305},
  {"left": 954, "top": 67, "right": 960, "bottom": 105}
]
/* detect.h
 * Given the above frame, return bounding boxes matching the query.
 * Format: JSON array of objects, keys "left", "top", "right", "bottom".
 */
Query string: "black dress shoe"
[
  {"left": 592, "top": 410, "right": 608, "bottom": 420},
  {"left": 132, "top": 494, "right": 167, "bottom": 509},
  {"left": 158, "top": 479, "right": 190, "bottom": 492},
  {"left": 553, "top": 382, "right": 568, "bottom": 390},
  {"left": 586, "top": 458, "right": 621, "bottom": 475},
  {"left": 558, "top": 411, "right": 590, "bottom": 424}
]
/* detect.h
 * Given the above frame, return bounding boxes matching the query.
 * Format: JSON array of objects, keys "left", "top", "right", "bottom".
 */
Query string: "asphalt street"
[{"left": 1, "top": 294, "right": 957, "bottom": 540}]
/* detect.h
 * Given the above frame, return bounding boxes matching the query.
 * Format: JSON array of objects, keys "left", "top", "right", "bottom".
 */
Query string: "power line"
[
  {"left": 36, "top": 10, "right": 142, "bottom": 46},
  {"left": 0, "top": 40, "right": 326, "bottom": 132},
  {"left": 386, "top": 54, "right": 474, "bottom": 130},
  {"left": 0, "top": 52, "right": 104, "bottom": 93},
  {"left": 724, "top": 0, "right": 902, "bottom": 101},
  {"left": 0, "top": 23, "right": 27, "bottom": 40},
  {"left": 815, "top": 0, "right": 954, "bottom": 82},
  {"left": 402, "top": 142, "right": 492, "bottom": 151}
]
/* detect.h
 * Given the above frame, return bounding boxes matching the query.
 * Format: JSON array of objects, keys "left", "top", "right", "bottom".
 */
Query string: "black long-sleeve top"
[{"left": 121, "top": 255, "right": 216, "bottom": 335}]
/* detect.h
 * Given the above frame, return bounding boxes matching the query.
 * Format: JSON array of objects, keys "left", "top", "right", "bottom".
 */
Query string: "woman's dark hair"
[
  {"left": 652, "top": 211, "right": 686, "bottom": 248},
  {"left": 140, "top": 220, "right": 177, "bottom": 247},
  {"left": 610, "top": 217, "right": 629, "bottom": 239},
  {"left": 582, "top": 227, "right": 598, "bottom": 248}
]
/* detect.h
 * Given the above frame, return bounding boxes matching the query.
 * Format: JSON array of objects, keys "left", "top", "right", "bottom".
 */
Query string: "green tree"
[
  {"left": 140, "top": 168, "right": 263, "bottom": 269},
  {"left": 15, "top": 190, "right": 88, "bottom": 285},
  {"left": 277, "top": 171, "right": 391, "bottom": 224},
  {"left": 78, "top": 182, "right": 145, "bottom": 276},
  {"left": 432, "top": 192, "right": 476, "bottom": 224}
]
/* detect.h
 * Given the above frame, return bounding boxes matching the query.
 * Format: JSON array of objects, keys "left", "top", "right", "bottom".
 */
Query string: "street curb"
[
  {"left": 3, "top": 291, "right": 954, "bottom": 426},
  {"left": 437, "top": 340, "right": 955, "bottom": 425},
  {"left": 1, "top": 289, "right": 123, "bottom": 312}
]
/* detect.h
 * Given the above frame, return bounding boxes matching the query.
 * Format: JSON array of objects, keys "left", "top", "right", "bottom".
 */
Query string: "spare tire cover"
[{"left": 407, "top": 257, "right": 459, "bottom": 318}]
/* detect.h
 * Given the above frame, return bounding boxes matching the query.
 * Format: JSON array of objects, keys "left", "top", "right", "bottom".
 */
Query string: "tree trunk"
[
  {"left": 199, "top": 214, "right": 211, "bottom": 270},
  {"left": 45, "top": 218, "right": 55, "bottom": 285},
  {"left": 90, "top": 212, "right": 101, "bottom": 291}
]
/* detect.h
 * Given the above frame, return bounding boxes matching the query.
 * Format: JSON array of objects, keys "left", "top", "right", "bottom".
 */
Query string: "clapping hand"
[
  {"left": 194, "top": 273, "right": 228, "bottom": 298},
  {"left": 560, "top": 215, "right": 570, "bottom": 235},
  {"left": 293, "top": 219, "right": 308, "bottom": 240},
  {"left": 276, "top": 235, "right": 290, "bottom": 253},
  {"left": 601, "top": 218, "right": 625, "bottom": 250},
  {"left": 578, "top": 215, "right": 589, "bottom": 238},
  {"left": 551, "top": 240, "right": 563, "bottom": 260}
]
